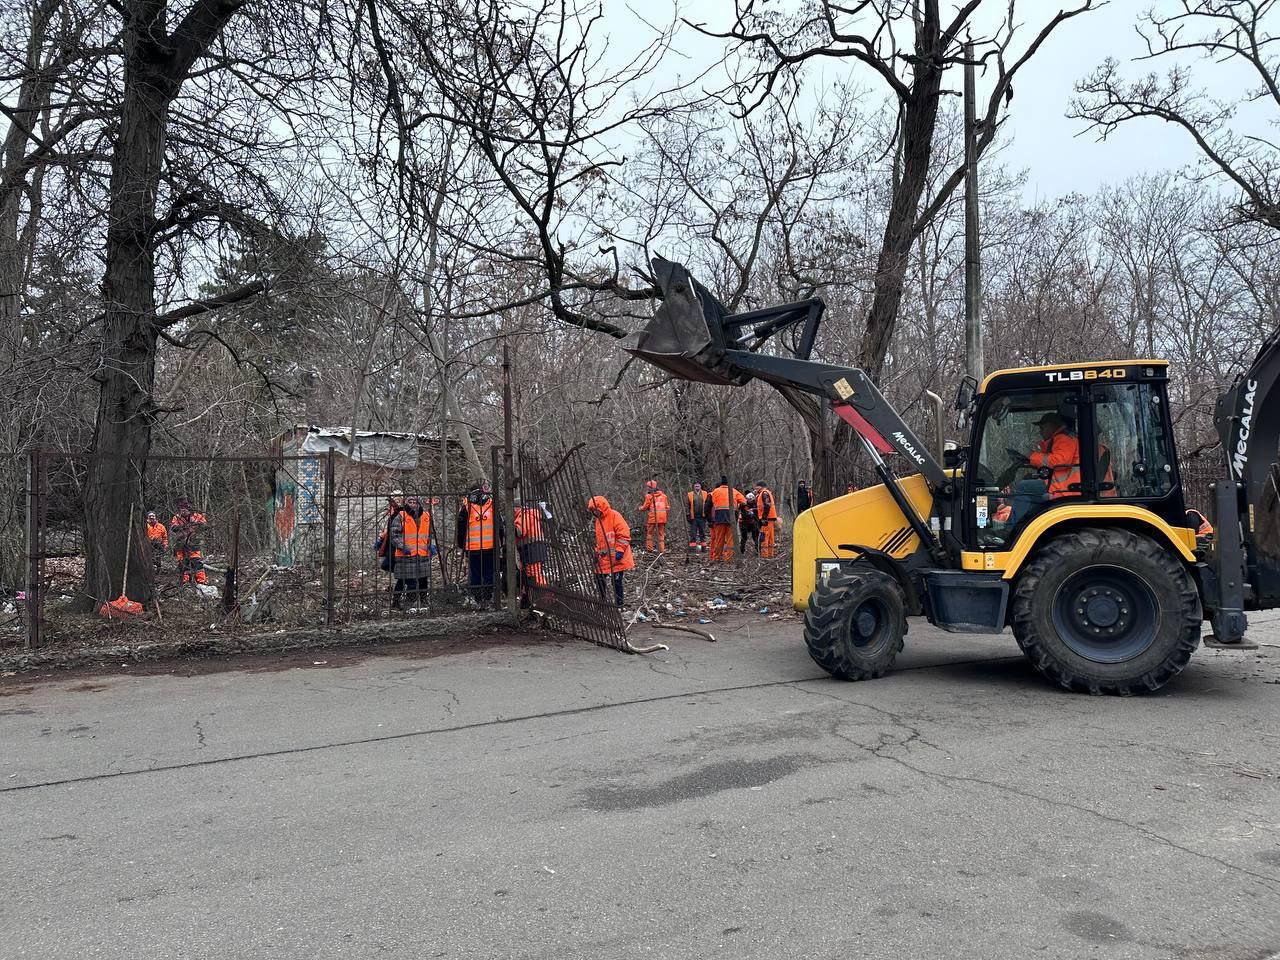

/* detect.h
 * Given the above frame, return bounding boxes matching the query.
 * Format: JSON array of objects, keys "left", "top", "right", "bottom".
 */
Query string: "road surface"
[{"left": 2, "top": 614, "right": 1279, "bottom": 959}]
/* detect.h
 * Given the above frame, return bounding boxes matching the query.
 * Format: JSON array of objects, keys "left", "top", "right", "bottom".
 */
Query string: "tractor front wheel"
[
  {"left": 804, "top": 569, "right": 906, "bottom": 681},
  {"left": 1011, "top": 528, "right": 1201, "bottom": 695}
]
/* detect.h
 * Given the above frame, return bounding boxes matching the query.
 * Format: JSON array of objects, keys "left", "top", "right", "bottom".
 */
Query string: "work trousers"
[
  {"left": 759, "top": 521, "right": 777, "bottom": 558},
  {"left": 595, "top": 572, "right": 625, "bottom": 607},
  {"left": 709, "top": 523, "right": 733, "bottom": 562},
  {"left": 468, "top": 548, "right": 496, "bottom": 601},
  {"left": 645, "top": 520, "right": 667, "bottom": 552},
  {"left": 688, "top": 518, "right": 708, "bottom": 549}
]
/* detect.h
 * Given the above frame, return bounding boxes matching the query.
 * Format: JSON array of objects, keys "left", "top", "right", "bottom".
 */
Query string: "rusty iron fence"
[
  {"left": 518, "top": 446, "right": 627, "bottom": 650},
  {"left": 1, "top": 449, "right": 507, "bottom": 652}
]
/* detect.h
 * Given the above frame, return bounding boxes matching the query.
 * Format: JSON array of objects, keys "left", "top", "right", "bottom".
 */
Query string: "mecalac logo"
[
  {"left": 1232, "top": 378, "right": 1258, "bottom": 480},
  {"left": 891, "top": 431, "right": 926, "bottom": 465}
]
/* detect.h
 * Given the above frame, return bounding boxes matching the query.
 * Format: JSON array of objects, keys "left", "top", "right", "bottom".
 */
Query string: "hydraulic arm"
[{"left": 623, "top": 257, "right": 950, "bottom": 563}]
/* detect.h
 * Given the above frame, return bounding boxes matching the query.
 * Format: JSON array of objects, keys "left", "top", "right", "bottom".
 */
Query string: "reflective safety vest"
[
  {"left": 1030, "top": 430, "right": 1082, "bottom": 499},
  {"left": 641, "top": 490, "right": 669, "bottom": 523},
  {"left": 755, "top": 487, "right": 777, "bottom": 522},
  {"left": 146, "top": 520, "right": 169, "bottom": 548},
  {"left": 514, "top": 506, "right": 544, "bottom": 544},
  {"left": 710, "top": 485, "right": 744, "bottom": 523},
  {"left": 467, "top": 501, "right": 496, "bottom": 550},
  {"left": 687, "top": 490, "right": 709, "bottom": 520},
  {"left": 396, "top": 512, "right": 431, "bottom": 557}
]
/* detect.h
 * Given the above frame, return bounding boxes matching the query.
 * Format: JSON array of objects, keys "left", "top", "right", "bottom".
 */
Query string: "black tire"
[
  {"left": 1011, "top": 528, "right": 1201, "bottom": 695},
  {"left": 804, "top": 568, "right": 906, "bottom": 681}
]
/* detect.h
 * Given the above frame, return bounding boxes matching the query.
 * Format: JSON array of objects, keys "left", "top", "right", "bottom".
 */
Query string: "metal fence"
[{"left": 1, "top": 450, "right": 504, "bottom": 652}]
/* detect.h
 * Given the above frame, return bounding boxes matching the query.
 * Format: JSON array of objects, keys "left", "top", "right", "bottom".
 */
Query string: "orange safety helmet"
[{"left": 646, "top": 479, "right": 657, "bottom": 489}]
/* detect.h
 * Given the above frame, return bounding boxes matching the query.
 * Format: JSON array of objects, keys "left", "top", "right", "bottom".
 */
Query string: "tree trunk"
[
  {"left": 857, "top": 17, "right": 944, "bottom": 382},
  {"left": 0, "top": 0, "right": 58, "bottom": 329},
  {"left": 82, "top": 1, "right": 172, "bottom": 605}
]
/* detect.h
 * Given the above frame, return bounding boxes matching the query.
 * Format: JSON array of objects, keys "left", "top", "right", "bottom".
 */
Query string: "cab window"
[
  {"left": 970, "top": 390, "right": 1080, "bottom": 548},
  {"left": 1093, "top": 382, "right": 1175, "bottom": 499}
]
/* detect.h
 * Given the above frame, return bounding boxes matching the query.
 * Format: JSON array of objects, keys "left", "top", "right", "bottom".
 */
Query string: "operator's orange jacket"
[
  {"left": 587, "top": 496, "right": 634, "bottom": 574},
  {"left": 710, "top": 484, "right": 745, "bottom": 524},
  {"left": 639, "top": 490, "right": 669, "bottom": 523},
  {"left": 1029, "top": 429, "right": 1117, "bottom": 499}
]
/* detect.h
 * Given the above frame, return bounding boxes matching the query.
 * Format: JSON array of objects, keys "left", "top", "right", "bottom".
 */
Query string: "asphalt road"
[{"left": 2, "top": 613, "right": 1279, "bottom": 960}]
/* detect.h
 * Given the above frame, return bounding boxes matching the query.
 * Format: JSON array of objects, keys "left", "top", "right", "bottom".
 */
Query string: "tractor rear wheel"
[
  {"left": 804, "top": 568, "right": 906, "bottom": 681},
  {"left": 1011, "top": 528, "right": 1201, "bottom": 695}
]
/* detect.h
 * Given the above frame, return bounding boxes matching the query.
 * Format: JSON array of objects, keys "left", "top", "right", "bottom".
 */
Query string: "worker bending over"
[
  {"left": 754, "top": 481, "right": 778, "bottom": 557},
  {"left": 587, "top": 495, "right": 633, "bottom": 608},
  {"left": 709, "top": 477, "right": 745, "bottom": 562},
  {"left": 686, "top": 482, "right": 711, "bottom": 552},
  {"left": 638, "top": 479, "right": 669, "bottom": 553}
]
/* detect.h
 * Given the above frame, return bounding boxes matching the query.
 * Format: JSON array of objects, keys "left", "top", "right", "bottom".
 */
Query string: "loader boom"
[{"left": 623, "top": 258, "right": 949, "bottom": 491}]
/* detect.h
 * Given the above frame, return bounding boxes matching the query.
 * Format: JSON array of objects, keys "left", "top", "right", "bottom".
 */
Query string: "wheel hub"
[
  {"left": 1053, "top": 566, "right": 1158, "bottom": 664},
  {"left": 854, "top": 607, "right": 878, "bottom": 640}
]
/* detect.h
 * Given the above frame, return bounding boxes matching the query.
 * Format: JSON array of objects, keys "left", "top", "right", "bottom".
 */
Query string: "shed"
[{"left": 270, "top": 426, "right": 471, "bottom": 567}]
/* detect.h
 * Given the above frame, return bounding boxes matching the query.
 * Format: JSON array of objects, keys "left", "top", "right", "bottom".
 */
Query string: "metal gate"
[{"left": 518, "top": 446, "right": 627, "bottom": 650}]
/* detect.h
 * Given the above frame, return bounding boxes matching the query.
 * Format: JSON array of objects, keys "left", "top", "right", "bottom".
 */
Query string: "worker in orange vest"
[
  {"left": 754, "top": 480, "right": 778, "bottom": 558},
  {"left": 170, "top": 499, "right": 208, "bottom": 584},
  {"left": 709, "top": 476, "right": 745, "bottom": 562},
  {"left": 686, "top": 482, "right": 711, "bottom": 552},
  {"left": 515, "top": 501, "right": 551, "bottom": 598},
  {"left": 389, "top": 495, "right": 432, "bottom": 609},
  {"left": 456, "top": 483, "right": 500, "bottom": 604},
  {"left": 145, "top": 511, "right": 168, "bottom": 573},
  {"left": 587, "top": 495, "right": 633, "bottom": 607},
  {"left": 638, "top": 479, "right": 670, "bottom": 553},
  {"left": 1186, "top": 508, "right": 1214, "bottom": 538}
]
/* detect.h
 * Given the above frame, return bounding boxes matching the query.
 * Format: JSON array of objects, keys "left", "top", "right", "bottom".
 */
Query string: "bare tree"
[
  {"left": 698, "top": 0, "right": 1097, "bottom": 379},
  {"left": 1074, "top": 0, "right": 1280, "bottom": 231}
]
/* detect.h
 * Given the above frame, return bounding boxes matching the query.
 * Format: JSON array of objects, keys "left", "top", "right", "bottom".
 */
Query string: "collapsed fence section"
[{"left": 519, "top": 446, "right": 626, "bottom": 651}]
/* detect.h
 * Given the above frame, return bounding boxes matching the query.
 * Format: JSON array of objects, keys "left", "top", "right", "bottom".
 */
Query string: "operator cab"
[{"left": 962, "top": 361, "right": 1185, "bottom": 551}]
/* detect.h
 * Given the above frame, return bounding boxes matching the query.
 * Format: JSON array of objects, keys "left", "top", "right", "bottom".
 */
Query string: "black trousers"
[{"left": 595, "top": 572, "right": 625, "bottom": 607}]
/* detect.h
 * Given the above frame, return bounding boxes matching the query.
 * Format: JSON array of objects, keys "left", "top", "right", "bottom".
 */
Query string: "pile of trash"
[{"left": 627, "top": 554, "right": 796, "bottom": 627}]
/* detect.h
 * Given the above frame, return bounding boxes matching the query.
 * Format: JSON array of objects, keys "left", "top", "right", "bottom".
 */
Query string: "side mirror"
[{"left": 954, "top": 376, "right": 977, "bottom": 411}]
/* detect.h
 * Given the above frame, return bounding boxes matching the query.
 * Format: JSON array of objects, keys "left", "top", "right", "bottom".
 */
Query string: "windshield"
[{"left": 971, "top": 389, "right": 1081, "bottom": 548}]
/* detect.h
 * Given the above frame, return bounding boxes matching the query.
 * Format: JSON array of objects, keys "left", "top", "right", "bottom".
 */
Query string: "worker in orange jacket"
[
  {"left": 686, "top": 482, "right": 711, "bottom": 552},
  {"left": 587, "top": 495, "right": 633, "bottom": 607},
  {"left": 638, "top": 479, "right": 670, "bottom": 553},
  {"left": 709, "top": 476, "right": 745, "bottom": 562},
  {"left": 515, "top": 501, "right": 551, "bottom": 599},
  {"left": 754, "top": 481, "right": 778, "bottom": 558},
  {"left": 170, "top": 499, "right": 208, "bottom": 584},
  {"left": 456, "top": 484, "right": 500, "bottom": 604},
  {"left": 1186, "top": 508, "right": 1214, "bottom": 538},
  {"left": 145, "top": 511, "right": 168, "bottom": 573}
]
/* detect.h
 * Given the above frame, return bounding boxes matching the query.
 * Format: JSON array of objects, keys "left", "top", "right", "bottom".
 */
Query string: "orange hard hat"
[{"left": 646, "top": 479, "right": 657, "bottom": 489}]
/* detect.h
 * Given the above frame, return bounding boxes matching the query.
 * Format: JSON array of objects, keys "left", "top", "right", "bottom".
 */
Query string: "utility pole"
[
  {"left": 501, "top": 338, "right": 518, "bottom": 618},
  {"left": 963, "top": 40, "right": 984, "bottom": 383}
]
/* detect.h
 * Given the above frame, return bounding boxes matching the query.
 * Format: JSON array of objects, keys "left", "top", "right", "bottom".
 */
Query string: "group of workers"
[
  {"left": 638, "top": 477, "right": 779, "bottom": 561},
  {"left": 144, "top": 499, "right": 208, "bottom": 584}
]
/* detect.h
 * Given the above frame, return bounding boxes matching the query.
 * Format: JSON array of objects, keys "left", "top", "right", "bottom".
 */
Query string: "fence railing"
[{"left": 1, "top": 450, "right": 505, "bottom": 652}]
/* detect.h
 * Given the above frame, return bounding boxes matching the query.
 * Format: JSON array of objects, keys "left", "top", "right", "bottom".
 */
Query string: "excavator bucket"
[{"left": 621, "top": 258, "right": 749, "bottom": 386}]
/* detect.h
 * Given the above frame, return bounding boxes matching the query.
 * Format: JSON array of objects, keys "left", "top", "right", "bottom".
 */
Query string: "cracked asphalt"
[{"left": 2, "top": 614, "right": 1280, "bottom": 959}]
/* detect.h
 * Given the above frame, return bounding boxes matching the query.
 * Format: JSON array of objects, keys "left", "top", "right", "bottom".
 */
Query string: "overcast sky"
[{"left": 657, "top": 1, "right": 1253, "bottom": 203}]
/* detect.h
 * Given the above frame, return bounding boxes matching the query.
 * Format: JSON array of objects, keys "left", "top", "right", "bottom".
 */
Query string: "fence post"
[
  {"left": 502, "top": 340, "right": 519, "bottom": 619},
  {"left": 24, "top": 449, "right": 41, "bottom": 650},
  {"left": 323, "top": 448, "right": 336, "bottom": 625},
  {"left": 490, "top": 445, "right": 502, "bottom": 611}
]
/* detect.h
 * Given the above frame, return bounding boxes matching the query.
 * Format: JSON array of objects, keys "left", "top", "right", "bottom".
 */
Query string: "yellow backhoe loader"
[{"left": 624, "top": 258, "right": 1268, "bottom": 694}]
